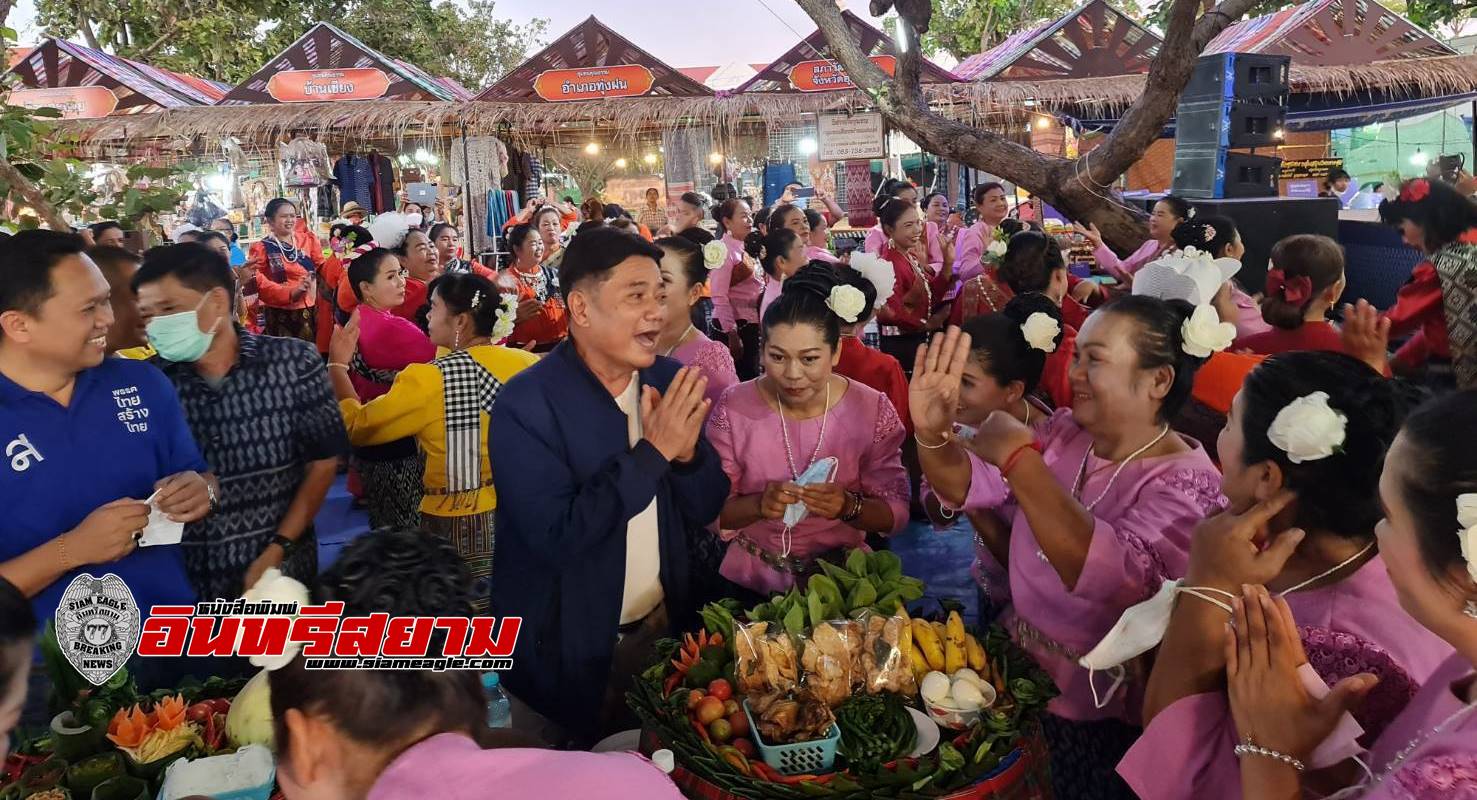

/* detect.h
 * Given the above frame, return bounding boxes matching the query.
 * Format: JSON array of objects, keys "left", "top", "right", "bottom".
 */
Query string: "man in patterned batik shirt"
[{"left": 133, "top": 243, "right": 349, "bottom": 599}]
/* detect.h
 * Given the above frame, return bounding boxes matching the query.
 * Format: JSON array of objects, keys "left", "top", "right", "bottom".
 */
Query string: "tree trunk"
[
  {"left": 793, "top": 0, "right": 1261, "bottom": 254},
  {"left": 0, "top": 159, "right": 73, "bottom": 232}
]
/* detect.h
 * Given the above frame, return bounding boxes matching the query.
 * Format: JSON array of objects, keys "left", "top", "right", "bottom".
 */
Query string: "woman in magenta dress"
[
  {"left": 342, "top": 247, "right": 436, "bottom": 530},
  {"left": 1236, "top": 234, "right": 1348, "bottom": 355},
  {"left": 709, "top": 197, "right": 763, "bottom": 379},
  {"left": 654, "top": 237, "right": 738, "bottom": 408},
  {"left": 1120, "top": 352, "right": 1452, "bottom": 800},
  {"left": 910, "top": 296, "right": 1230, "bottom": 799},
  {"left": 1076, "top": 195, "right": 1190, "bottom": 285},
  {"left": 753, "top": 227, "right": 809, "bottom": 325},
  {"left": 1219, "top": 389, "right": 1477, "bottom": 798},
  {"left": 707, "top": 265, "right": 910, "bottom": 597}
]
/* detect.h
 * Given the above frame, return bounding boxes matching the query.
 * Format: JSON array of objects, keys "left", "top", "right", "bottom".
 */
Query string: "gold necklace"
[{"left": 662, "top": 325, "right": 697, "bottom": 357}]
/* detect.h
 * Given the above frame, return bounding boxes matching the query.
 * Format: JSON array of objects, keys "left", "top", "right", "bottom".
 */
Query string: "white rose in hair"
[
  {"left": 1179, "top": 304, "right": 1236, "bottom": 358},
  {"left": 239, "top": 568, "right": 310, "bottom": 671},
  {"left": 986, "top": 240, "right": 1009, "bottom": 258},
  {"left": 1020, "top": 312, "right": 1060, "bottom": 353},
  {"left": 825, "top": 285, "right": 867, "bottom": 324},
  {"left": 492, "top": 294, "right": 517, "bottom": 344},
  {"left": 1458, "top": 493, "right": 1477, "bottom": 530},
  {"left": 1268, "top": 391, "right": 1348, "bottom": 464},
  {"left": 702, "top": 240, "right": 727, "bottom": 270}
]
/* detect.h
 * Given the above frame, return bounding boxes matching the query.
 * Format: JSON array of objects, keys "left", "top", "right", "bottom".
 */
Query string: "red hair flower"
[
  {"left": 1459, "top": 229, "right": 1477, "bottom": 246},
  {"left": 1266, "top": 269, "right": 1313, "bottom": 305},
  {"left": 1400, "top": 179, "right": 1430, "bottom": 203}
]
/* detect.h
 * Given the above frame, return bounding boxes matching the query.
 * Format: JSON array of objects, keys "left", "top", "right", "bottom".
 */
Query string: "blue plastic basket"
[{"left": 741, "top": 699, "right": 840, "bottom": 775}]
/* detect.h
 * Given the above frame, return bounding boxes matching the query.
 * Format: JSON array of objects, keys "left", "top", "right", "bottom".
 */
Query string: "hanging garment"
[
  {"left": 371, "top": 153, "right": 397, "bottom": 213},
  {"left": 450, "top": 138, "right": 510, "bottom": 256},
  {"left": 279, "top": 136, "right": 331, "bottom": 188},
  {"left": 335, "top": 155, "right": 376, "bottom": 211},
  {"left": 525, "top": 156, "right": 543, "bottom": 201}
]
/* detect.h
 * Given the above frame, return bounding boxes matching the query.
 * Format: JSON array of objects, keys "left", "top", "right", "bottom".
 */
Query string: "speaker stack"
[{"left": 1171, "top": 53, "right": 1290, "bottom": 200}]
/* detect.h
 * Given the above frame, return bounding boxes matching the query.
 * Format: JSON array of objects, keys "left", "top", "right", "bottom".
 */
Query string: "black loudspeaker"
[
  {"left": 1172, "top": 52, "right": 1290, "bottom": 199},
  {"left": 1172, "top": 147, "right": 1282, "bottom": 199},
  {"left": 1185, "top": 197, "right": 1339, "bottom": 292}
]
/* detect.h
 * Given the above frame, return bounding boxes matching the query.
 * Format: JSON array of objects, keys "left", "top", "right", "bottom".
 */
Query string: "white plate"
[
  {"left": 592, "top": 729, "right": 642, "bottom": 753},
  {"left": 907, "top": 706, "right": 940, "bottom": 757}
]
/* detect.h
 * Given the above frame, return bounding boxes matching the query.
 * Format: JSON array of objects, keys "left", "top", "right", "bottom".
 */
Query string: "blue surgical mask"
[{"left": 146, "top": 295, "right": 220, "bottom": 363}]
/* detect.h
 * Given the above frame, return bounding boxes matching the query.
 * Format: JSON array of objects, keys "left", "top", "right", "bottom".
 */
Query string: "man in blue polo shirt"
[{"left": 0, "top": 230, "right": 213, "bottom": 627}]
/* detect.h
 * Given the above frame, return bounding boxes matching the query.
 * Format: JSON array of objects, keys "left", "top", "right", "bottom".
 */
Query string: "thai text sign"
[
  {"left": 266, "top": 69, "right": 391, "bottom": 103},
  {"left": 1280, "top": 158, "right": 1343, "bottom": 181},
  {"left": 818, "top": 112, "right": 886, "bottom": 161},
  {"left": 533, "top": 65, "right": 655, "bottom": 102},
  {"left": 789, "top": 56, "right": 896, "bottom": 93},
  {"left": 9, "top": 87, "right": 118, "bottom": 118}
]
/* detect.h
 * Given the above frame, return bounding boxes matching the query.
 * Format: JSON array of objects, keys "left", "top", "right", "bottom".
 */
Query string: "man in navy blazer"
[{"left": 490, "top": 226, "right": 729, "bottom": 745}]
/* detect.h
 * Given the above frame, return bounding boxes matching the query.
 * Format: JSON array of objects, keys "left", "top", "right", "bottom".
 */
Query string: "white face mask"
[
  {"left": 1078, "top": 579, "right": 1184, "bottom": 709},
  {"left": 405, "top": 213, "right": 424, "bottom": 228}
]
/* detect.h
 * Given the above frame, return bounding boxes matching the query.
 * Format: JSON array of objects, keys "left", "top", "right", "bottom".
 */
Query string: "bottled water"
[{"left": 483, "top": 672, "right": 512, "bottom": 729}]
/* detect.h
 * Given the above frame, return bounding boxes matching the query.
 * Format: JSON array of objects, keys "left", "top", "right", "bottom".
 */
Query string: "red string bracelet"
[{"left": 1000, "top": 441, "right": 1043, "bottom": 479}]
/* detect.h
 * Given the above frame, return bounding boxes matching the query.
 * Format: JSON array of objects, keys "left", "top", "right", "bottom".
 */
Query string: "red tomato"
[
  {"left": 209, "top": 698, "right": 232, "bottom": 714},
  {"left": 727, "top": 710, "right": 750, "bottom": 738},
  {"left": 706, "top": 679, "right": 733, "bottom": 702},
  {"left": 185, "top": 702, "right": 214, "bottom": 723},
  {"left": 731, "top": 737, "right": 756, "bottom": 758},
  {"left": 685, "top": 689, "right": 705, "bottom": 711},
  {"left": 695, "top": 696, "right": 726, "bottom": 725}
]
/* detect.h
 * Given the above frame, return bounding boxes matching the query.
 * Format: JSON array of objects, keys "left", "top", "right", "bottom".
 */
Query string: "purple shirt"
[
  {"left": 706, "top": 379, "right": 910, "bottom": 595},
  {"left": 710, "top": 233, "right": 764, "bottom": 330},
  {"left": 368, "top": 733, "right": 684, "bottom": 800},
  {"left": 671, "top": 334, "right": 739, "bottom": 409},
  {"left": 1118, "top": 555, "right": 1455, "bottom": 800},
  {"left": 1360, "top": 654, "right": 1477, "bottom": 798},
  {"left": 956, "top": 409, "right": 1225, "bottom": 722}
]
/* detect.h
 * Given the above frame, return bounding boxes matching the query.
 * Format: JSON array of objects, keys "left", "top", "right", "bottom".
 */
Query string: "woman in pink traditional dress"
[
  {"left": 802, "top": 208, "right": 840, "bottom": 265},
  {"left": 709, "top": 198, "right": 764, "bottom": 380},
  {"left": 753, "top": 227, "right": 809, "bottom": 325},
  {"left": 1075, "top": 195, "right": 1191, "bottom": 286},
  {"left": 655, "top": 237, "right": 738, "bottom": 408},
  {"left": 1169, "top": 215, "right": 1270, "bottom": 340},
  {"left": 953, "top": 183, "right": 1011, "bottom": 285},
  {"left": 910, "top": 296, "right": 1228, "bottom": 799},
  {"left": 341, "top": 247, "right": 436, "bottom": 530},
  {"left": 707, "top": 265, "right": 910, "bottom": 597},
  {"left": 1221, "top": 388, "right": 1477, "bottom": 798},
  {"left": 924, "top": 295, "right": 1064, "bottom": 621},
  {"left": 1120, "top": 351, "right": 1452, "bottom": 800}
]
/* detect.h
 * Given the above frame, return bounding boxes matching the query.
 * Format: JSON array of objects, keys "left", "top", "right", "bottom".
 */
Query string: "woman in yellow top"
[{"left": 328, "top": 272, "right": 537, "bottom": 612}]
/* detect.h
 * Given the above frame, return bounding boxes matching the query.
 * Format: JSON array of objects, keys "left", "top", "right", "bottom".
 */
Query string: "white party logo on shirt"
[{"left": 5, "top": 434, "right": 43, "bottom": 472}]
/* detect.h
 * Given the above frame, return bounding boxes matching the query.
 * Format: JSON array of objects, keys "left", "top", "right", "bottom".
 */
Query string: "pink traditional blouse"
[
  {"left": 1118, "top": 555, "right": 1455, "bottom": 800},
  {"left": 352, "top": 305, "right": 436, "bottom": 401},
  {"left": 1357, "top": 654, "right": 1477, "bottom": 798},
  {"left": 953, "top": 409, "right": 1225, "bottom": 723},
  {"left": 367, "top": 733, "right": 684, "bottom": 800},
  {"left": 710, "top": 232, "right": 764, "bottom": 331},
  {"left": 805, "top": 245, "right": 841, "bottom": 264},
  {"left": 706, "top": 379, "right": 910, "bottom": 595},
  {"left": 670, "top": 334, "right": 739, "bottom": 408},
  {"left": 953, "top": 220, "right": 999, "bottom": 284},
  {"left": 1094, "top": 240, "right": 1167, "bottom": 283}
]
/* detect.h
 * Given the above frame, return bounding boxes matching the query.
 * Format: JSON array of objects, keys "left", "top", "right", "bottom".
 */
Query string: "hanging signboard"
[
  {"left": 266, "top": 69, "right": 392, "bottom": 103},
  {"left": 789, "top": 55, "right": 896, "bottom": 93},
  {"left": 1279, "top": 157, "right": 1343, "bottom": 181},
  {"left": 8, "top": 87, "right": 118, "bottom": 119},
  {"left": 818, "top": 112, "right": 886, "bottom": 161},
  {"left": 533, "top": 65, "right": 655, "bottom": 102}
]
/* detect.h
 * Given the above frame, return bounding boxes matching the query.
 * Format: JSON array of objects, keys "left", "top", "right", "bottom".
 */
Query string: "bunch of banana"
[{"left": 911, "top": 610, "right": 990, "bottom": 674}]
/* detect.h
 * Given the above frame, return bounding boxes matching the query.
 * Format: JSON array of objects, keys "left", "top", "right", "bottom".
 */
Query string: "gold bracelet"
[
  {"left": 915, "top": 430, "right": 953, "bottom": 450},
  {"left": 327, "top": 362, "right": 351, "bottom": 371}
]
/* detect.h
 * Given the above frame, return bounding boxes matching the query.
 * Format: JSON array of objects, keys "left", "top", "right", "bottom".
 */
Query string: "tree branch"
[
  {"left": 0, "top": 159, "right": 72, "bottom": 232},
  {"left": 792, "top": 0, "right": 1054, "bottom": 184}
]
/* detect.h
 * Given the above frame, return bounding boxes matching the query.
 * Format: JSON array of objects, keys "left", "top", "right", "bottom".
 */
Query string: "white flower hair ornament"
[
  {"left": 1455, "top": 494, "right": 1477, "bottom": 584},
  {"left": 1268, "top": 391, "right": 1347, "bottom": 464},
  {"left": 849, "top": 251, "right": 896, "bottom": 310},
  {"left": 366, "top": 211, "right": 415, "bottom": 250},
  {"left": 986, "top": 239, "right": 1009, "bottom": 259},
  {"left": 1187, "top": 206, "right": 1198, "bottom": 219},
  {"left": 238, "top": 568, "right": 311, "bottom": 671},
  {"left": 1179, "top": 304, "right": 1236, "bottom": 358},
  {"left": 826, "top": 285, "right": 867, "bottom": 323},
  {"left": 702, "top": 240, "right": 728, "bottom": 270},
  {"left": 491, "top": 293, "right": 517, "bottom": 345},
  {"left": 1020, "top": 312, "right": 1060, "bottom": 353}
]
